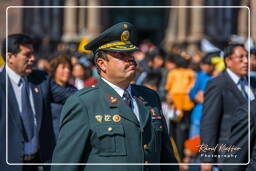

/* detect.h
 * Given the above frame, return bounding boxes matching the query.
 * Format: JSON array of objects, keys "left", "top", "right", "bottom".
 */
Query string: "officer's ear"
[
  {"left": 96, "top": 57, "right": 107, "bottom": 73},
  {"left": 224, "top": 56, "right": 232, "bottom": 68},
  {"left": 7, "top": 52, "right": 16, "bottom": 64}
]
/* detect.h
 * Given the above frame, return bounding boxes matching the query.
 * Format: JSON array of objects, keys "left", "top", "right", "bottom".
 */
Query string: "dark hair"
[
  {"left": 174, "top": 54, "right": 189, "bottom": 68},
  {"left": 94, "top": 50, "right": 109, "bottom": 74},
  {"left": 1, "top": 34, "right": 33, "bottom": 60},
  {"left": 142, "top": 72, "right": 161, "bottom": 88},
  {"left": 201, "top": 52, "right": 220, "bottom": 65},
  {"left": 146, "top": 49, "right": 165, "bottom": 62},
  {"left": 166, "top": 53, "right": 178, "bottom": 63},
  {"left": 73, "top": 63, "right": 93, "bottom": 79},
  {"left": 250, "top": 48, "right": 256, "bottom": 55},
  {"left": 223, "top": 43, "right": 244, "bottom": 59},
  {"left": 49, "top": 55, "right": 72, "bottom": 79}
]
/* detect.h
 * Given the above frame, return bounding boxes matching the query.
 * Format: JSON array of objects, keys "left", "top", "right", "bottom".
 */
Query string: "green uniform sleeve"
[{"left": 51, "top": 94, "right": 90, "bottom": 171}]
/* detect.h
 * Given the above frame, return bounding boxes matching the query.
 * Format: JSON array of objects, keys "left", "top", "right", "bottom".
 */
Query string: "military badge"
[
  {"left": 95, "top": 115, "right": 103, "bottom": 123},
  {"left": 105, "top": 94, "right": 118, "bottom": 104},
  {"left": 110, "top": 96, "right": 118, "bottom": 103},
  {"left": 138, "top": 96, "right": 144, "bottom": 102},
  {"left": 152, "top": 116, "right": 161, "bottom": 120},
  {"left": 113, "top": 114, "right": 121, "bottom": 122},
  {"left": 123, "top": 24, "right": 128, "bottom": 28},
  {"left": 150, "top": 108, "right": 156, "bottom": 116},
  {"left": 121, "top": 30, "right": 130, "bottom": 41},
  {"left": 34, "top": 88, "right": 39, "bottom": 93},
  {"left": 104, "top": 115, "right": 112, "bottom": 122}
]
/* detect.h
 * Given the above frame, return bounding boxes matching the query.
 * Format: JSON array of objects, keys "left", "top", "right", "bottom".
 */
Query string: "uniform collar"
[{"left": 101, "top": 77, "right": 132, "bottom": 98}]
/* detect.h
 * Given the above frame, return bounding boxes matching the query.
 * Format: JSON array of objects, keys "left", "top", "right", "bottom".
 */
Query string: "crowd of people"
[{"left": 0, "top": 22, "right": 256, "bottom": 171}]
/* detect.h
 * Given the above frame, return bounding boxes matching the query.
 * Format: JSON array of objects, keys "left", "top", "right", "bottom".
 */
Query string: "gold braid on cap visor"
[{"left": 98, "top": 41, "right": 137, "bottom": 50}]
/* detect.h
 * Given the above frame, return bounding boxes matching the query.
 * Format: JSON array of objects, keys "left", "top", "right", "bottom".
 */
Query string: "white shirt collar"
[
  {"left": 6, "top": 65, "right": 22, "bottom": 86},
  {"left": 226, "top": 68, "right": 241, "bottom": 85},
  {"left": 101, "top": 77, "right": 132, "bottom": 97}
]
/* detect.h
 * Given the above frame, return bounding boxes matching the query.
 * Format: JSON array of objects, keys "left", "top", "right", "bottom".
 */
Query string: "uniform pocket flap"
[{"left": 96, "top": 125, "right": 124, "bottom": 138}]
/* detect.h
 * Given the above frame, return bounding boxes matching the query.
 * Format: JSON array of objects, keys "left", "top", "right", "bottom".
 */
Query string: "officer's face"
[
  {"left": 98, "top": 51, "right": 137, "bottom": 84},
  {"left": 8, "top": 44, "right": 35, "bottom": 77},
  {"left": 225, "top": 46, "right": 248, "bottom": 77}
]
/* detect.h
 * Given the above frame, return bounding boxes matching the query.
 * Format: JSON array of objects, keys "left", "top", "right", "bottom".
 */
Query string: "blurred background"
[{"left": 0, "top": 0, "right": 255, "bottom": 58}]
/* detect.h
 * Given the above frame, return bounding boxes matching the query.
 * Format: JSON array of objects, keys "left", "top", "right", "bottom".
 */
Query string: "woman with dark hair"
[
  {"left": 49, "top": 55, "right": 76, "bottom": 140},
  {"left": 72, "top": 63, "right": 97, "bottom": 90}
]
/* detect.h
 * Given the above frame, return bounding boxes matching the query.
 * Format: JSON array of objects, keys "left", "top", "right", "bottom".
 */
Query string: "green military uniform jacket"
[{"left": 51, "top": 79, "right": 178, "bottom": 171}]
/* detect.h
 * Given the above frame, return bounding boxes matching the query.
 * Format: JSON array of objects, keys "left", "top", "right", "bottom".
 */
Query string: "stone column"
[
  {"left": 62, "top": 0, "right": 77, "bottom": 42},
  {"left": 177, "top": 0, "right": 187, "bottom": 43},
  {"left": 78, "top": 0, "right": 86, "bottom": 34},
  {"left": 188, "top": 0, "right": 204, "bottom": 42},
  {"left": 238, "top": 0, "right": 249, "bottom": 39},
  {"left": 6, "top": 4, "right": 23, "bottom": 35},
  {"left": 163, "top": 0, "right": 179, "bottom": 50},
  {"left": 87, "top": 0, "right": 101, "bottom": 36},
  {"left": 250, "top": 0, "right": 256, "bottom": 41},
  {"left": 187, "top": 0, "right": 204, "bottom": 52},
  {"left": 1, "top": 0, "right": 23, "bottom": 53}
]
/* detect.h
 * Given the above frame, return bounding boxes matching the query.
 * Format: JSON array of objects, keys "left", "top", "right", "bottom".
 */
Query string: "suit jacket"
[
  {"left": 200, "top": 70, "right": 256, "bottom": 163},
  {"left": 0, "top": 68, "right": 77, "bottom": 171},
  {"left": 221, "top": 99, "right": 256, "bottom": 171},
  {"left": 51, "top": 79, "right": 178, "bottom": 171}
]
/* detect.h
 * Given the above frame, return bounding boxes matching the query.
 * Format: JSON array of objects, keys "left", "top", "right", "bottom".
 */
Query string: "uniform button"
[
  {"left": 143, "top": 144, "right": 148, "bottom": 150},
  {"left": 159, "top": 125, "right": 163, "bottom": 129},
  {"left": 108, "top": 127, "right": 113, "bottom": 132}
]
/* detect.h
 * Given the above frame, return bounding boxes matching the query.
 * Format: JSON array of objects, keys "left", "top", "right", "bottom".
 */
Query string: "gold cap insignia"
[
  {"left": 95, "top": 115, "right": 103, "bottom": 123},
  {"left": 123, "top": 24, "right": 128, "bottom": 28},
  {"left": 121, "top": 30, "right": 130, "bottom": 42},
  {"left": 113, "top": 114, "right": 121, "bottom": 122}
]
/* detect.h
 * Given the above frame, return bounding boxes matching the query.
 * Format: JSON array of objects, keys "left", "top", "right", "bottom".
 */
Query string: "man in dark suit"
[
  {"left": 0, "top": 34, "right": 77, "bottom": 171},
  {"left": 51, "top": 22, "right": 178, "bottom": 171},
  {"left": 221, "top": 99, "right": 256, "bottom": 171},
  {"left": 200, "top": 44, "right": 256, "bottom": 171}
]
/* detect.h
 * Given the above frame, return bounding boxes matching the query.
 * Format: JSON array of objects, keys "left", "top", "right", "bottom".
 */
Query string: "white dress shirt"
[
  {"left": 226, "top": 68, "right": 255, "bottom": 100},
  {"left": 6, "top": 66, "right": 38, "bottom": 154},
  {"left": 75, "top": 78, "right": 85, "bottom": 90},
  {"left": 101, "top": 77, "right": 140, "bottom": 122}
]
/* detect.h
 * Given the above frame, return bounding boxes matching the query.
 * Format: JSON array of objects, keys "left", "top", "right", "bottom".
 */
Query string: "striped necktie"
[
  {"left": 20, "top": 77, "right": 34, "bottom": 141},
  {"left": 122, "top": 89, "right": 133, "bottom": 109},
  {"left": 239, "top": 77, "right": 248, "bottom": 99}
]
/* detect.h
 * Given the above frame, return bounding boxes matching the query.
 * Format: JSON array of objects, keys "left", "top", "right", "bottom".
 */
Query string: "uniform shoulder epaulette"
[{"left": 77, "top": 85, "right": 98, "bottom": 96}]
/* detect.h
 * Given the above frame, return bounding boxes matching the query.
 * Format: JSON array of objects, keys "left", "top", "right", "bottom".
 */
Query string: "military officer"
[{"left": 51, "top": 22, "right": 178, "bottom": 171}]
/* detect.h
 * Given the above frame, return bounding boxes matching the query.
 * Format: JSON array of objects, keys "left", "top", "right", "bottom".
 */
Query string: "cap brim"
[{"left": 101, "top": 44, "right": 138, "bottom": 52}]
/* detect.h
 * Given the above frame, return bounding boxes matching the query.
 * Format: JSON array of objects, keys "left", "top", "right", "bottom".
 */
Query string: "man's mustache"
[{"left": 124, "top": 60, "right": 137, "bottom": 69}]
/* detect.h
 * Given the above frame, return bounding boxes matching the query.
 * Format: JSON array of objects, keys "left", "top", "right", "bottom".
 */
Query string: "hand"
[
  {"left": 201, "top": 163, "right": 213, "bottom": 171},
  {"left": 166, "top": 95, "right": 173, "bottom": 104},
  {"left": 195, "top": 91, "right": 204, "bottom": 103}
]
